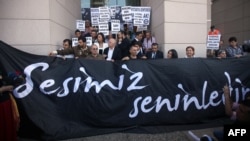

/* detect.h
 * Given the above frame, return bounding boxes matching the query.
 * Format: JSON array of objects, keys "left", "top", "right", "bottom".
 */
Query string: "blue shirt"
[{"left": 225, "top": 46, "right": 243, "bottom": 57}]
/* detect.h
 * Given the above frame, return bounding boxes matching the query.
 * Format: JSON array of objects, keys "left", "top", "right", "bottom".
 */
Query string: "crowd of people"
[
  {"left": 47, "top": 23, "right": 249, "bottom": 141},
  {"left": 49, "top": 25, "right": 166, "bottom": 61},
  {"left": 49, "top": 23, "right": 247, "bottom": 61},
  {"left": 1, "top": 22, "right": 249, "bottom": 141}
]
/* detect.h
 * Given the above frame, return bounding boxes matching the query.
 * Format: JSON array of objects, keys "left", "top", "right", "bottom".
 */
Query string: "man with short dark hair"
[
  {"left": 75, "top": 29, "right": 82, "bottom": 38},
  {"left": 130, "top": 32, "right": 143, "bottom": 47},
  {"left": 56, "top": 39, "right": 74, "bottom": 59},
  {"left": 225, "top": 36, "right": 244, "bottom": 58},
  {"left": 122, "top": 45, "right": 140, "bottom": 61},
  {"left": 90, "top": 30, "right": 98, "bottom": 44},
  {"left": 49, "top": 37, "right": 90, "bottom": 59},
  {"left": 145, "top": 43, "right": 163, "bottom": 59},
  {"left": 208, "top": 25, "right": 221, "bottom": 35},
  {"left": 117, "top": 31, "right": 131, "bottom": 58}
]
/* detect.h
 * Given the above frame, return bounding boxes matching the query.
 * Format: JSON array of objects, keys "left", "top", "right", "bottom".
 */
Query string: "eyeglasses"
[{"left": 92, "top": 48, "right": 98, "bottom": 50}]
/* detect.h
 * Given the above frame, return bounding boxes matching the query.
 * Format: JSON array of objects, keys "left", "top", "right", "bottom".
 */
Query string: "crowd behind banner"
[
  {"left": 51, "top": 6, "right": 162, "bottom": 62},
  {"left": 2, "top": 6, "right": 250, "bottom": 141},
  {"left": 1, "top": 40, "right": 250, "bottom": 140}
]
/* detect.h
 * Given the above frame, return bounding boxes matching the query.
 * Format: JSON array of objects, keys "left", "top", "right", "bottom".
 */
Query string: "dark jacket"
[
  {"left": 118, "top": 38, "right": 131, "bottom": 58},
  {"left": 103, "top": 46, "right": 122, "bottom": 61},
  {"left": 57, "top": 46, "right": 90, "bottom": 58},
  {"left": 146, "top": 50, "right": 164, "bottom": 59}
]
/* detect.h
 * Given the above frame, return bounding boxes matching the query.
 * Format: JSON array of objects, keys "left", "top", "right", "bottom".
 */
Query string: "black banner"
[{"left": 1, "top": 40, "right": 250, "bottom": 140}]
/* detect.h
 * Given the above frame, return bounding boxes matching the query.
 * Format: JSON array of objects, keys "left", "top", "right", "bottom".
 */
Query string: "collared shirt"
[
  {"left": 137, "top": 48, "right": 143, "bottom": 54},
  {"left": 94, "top": 42, "right": 108, "bottom": 55},
  {"left": 143, "top": 37, "right": 156, "bottom": 50},
  {"left": 184, "top": 55, "right": 195, "bottom": 58},
  {"left": 226, "top": 46, "right": 243, "bottom": 57},
  {"left": 151, "top": 52, "right": 156, "bottom": 59},
  {"left": 107, "top": 47, "right": 114, "bottom": 60}
]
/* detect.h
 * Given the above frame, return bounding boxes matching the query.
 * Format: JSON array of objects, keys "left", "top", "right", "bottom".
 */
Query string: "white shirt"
[
  {"left": 184, "top": 55, "right": 195, "bottom": 58},
  {"left": 106, "top": 47, "right": 114, "bottom": 61},
  {"left": 94, "top": 42, "right": 108, "bottom": 54},
  {"left": 151, "top": 52, "right": 156, "bottom": 58},
  {"left": 143, "top": 36, "right": 156, "bottom": 50}
]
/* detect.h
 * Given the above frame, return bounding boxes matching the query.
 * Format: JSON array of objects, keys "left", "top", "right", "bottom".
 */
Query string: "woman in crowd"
[
  {"left": 216, "top": 49, "right": 227, "bottom": 59},
  {"left": 185, "top": 46, "right": 195, "bottom": 58},
  {"left": 94, "top": 32, "right": 108, "bottom": 55},
  {"left": 167, "top": 49, "right": 178, "bottom": 59},
  {"left": 116, "top": 31, "right": 123, "bottom": 45}
]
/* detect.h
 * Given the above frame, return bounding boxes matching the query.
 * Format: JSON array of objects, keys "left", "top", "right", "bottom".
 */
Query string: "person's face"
[
  {"left": 91, "top": 32, "right": 97, "bottom": 38},
  {"left": 137, "top": 33, "right": 143, "bottom": 41},
  {"left": 78, "top": 40, "right": 86, "bottom": 47},
  {"left": 167, "top": 51, "right": 172, "bottom": 58},
  {"left": 186, "top": 48, "right": 194, "bottom": 57},
  {"left": 151, "top": 45, "right": 158, "bottom": 52},
  {"left": 236, "top": 104, "right": 250, "bottom": 123},
  {"left": 63, "top": 41, "right": 70, "bottom": 49},
  {"left": 219, "top": 40, "right": 224, "bottom": 46},
  {"left": 229, "top": 41, "right": 237, "bottom": 47},
  {"left": 91, "top": 45, "right": 98, "bottom": 55},
  {"left": 124, "top": 25, "right": 128, "bottom": 31},
  {"left": 97, "top": 34, "right": 103, "bottom": 42},
  {"left": 218, "top": 51, "right": 226, "bottom": 58},
  {"left": 117, "top": 32, "right": 122, "bottom": 38},
  {"left": 130, "top": 46, "right": 138, "bottom": 56},
  {"left": 134, "top": 45, "right": 140, "bottom": 51},
  {"left": 85, "top": 20, "right": 90, "bottom": 27},
  {"left": 108, "top": 39, "right": 116, "bottom": 48},
  {"left": 116, "top": 7, "right": 121, "bottom": 14},
  {"left": 146, "top": 33, "right": 151, "bottom": 39},
  {"left": 75, "top": 32, "right": 81, "bottom": 38}
]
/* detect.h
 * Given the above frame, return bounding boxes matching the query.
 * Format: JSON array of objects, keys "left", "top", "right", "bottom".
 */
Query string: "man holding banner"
[
  {"left": 207, "top": 25, "right": 221, "bottom": 58},
  {"left": 208, "top": 25, "right": 221, "bottom": 35}
]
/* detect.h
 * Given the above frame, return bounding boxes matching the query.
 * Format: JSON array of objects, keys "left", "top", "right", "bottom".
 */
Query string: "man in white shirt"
[{"left": 103, "top": 38, "right": 122, "bottom": 61}]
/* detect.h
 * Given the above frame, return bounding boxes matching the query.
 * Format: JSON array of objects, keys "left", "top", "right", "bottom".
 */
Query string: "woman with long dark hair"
[{"left": 167, "top": 49, "right": 178, "bottom": 59}]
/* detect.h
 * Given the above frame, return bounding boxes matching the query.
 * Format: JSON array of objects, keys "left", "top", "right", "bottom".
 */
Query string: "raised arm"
[
  {"left": 0, "top": 85, "right": 14, "bottom": 93},
  {"left": 223, "top": 85, "right": 233, "bottom": 117}
]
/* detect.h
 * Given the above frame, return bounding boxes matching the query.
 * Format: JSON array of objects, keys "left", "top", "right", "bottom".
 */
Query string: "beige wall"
[
  {"left": 2, "top": 0, "right": 248, "bottom": 57},
  {"left": 0, "top": 0, "right": 81, "bottom": 55},
  {"left": 142, "top": 0, "right": 208, "bottom": 58},
  {"left": 212, "top": 0, "right": 250, "bottom": 44}
]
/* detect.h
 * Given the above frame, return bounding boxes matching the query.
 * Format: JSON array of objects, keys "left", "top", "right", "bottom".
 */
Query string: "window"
[{"left": 81, "top": 0, "right": 140, "bottom": 8}]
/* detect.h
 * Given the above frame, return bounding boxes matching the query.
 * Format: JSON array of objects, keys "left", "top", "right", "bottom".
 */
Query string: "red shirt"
[{"left": 208, "top": 29, "right": 221, "bottom": 35}]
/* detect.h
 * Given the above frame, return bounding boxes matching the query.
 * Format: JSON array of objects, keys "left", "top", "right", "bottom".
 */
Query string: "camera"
[
  {"left": 242, "top": 44, "right": 250, "bottom": 53},
  {"left": 6, "top": 72, "right": 25, "bottom": 87}
]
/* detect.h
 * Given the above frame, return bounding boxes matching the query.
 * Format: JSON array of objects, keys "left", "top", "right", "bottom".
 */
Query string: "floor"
[{"left": 19, "top": 127, "right": 222, "bottom": 141}]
